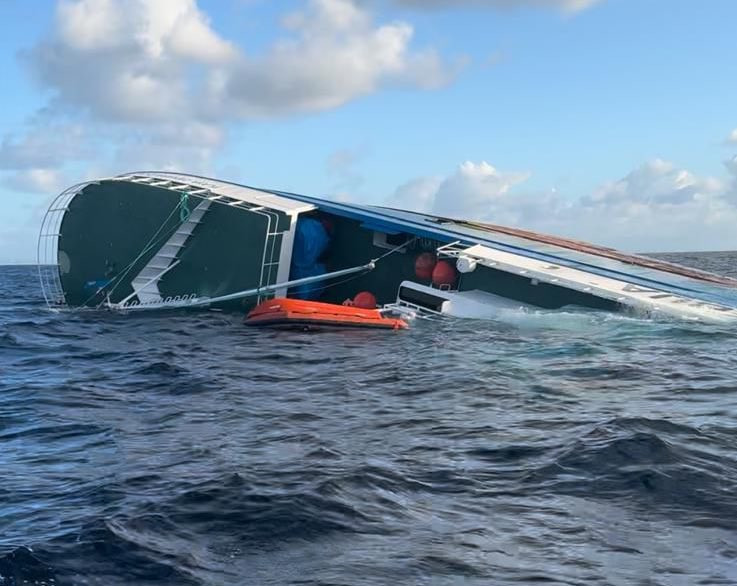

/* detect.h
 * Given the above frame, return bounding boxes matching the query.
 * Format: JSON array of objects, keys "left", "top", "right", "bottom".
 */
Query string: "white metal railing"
[
  {"left": 258, "top": 225, "right": 282, "bottom": 304},
  {"left": 436, "top": 240, "right": 468, "bottom": 258},
  {"left": 37, "top": 180, "right": 101, "bottom": 308},
  {"left": 37, "top": 173, "right": 296, "bottom": 310}
]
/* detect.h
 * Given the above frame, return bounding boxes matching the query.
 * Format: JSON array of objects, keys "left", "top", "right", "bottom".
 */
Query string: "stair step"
[
  {"left": 137, "top": 294, "right": 162, "bottom": 303},
  {"left": 132, "top": 283, "right": 157, "bottom": 292},
  {"left": 130, "top": 199, "right": 212, "bottom": 302}
]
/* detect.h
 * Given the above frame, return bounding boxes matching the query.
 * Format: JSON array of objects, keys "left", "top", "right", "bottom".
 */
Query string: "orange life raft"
[{"left": 245, "top": 298, "right": 408, "bottom": 330}]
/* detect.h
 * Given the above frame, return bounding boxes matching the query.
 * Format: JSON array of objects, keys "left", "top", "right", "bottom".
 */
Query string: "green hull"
[{"left": 51, "top": 177, "right": 617, "bottom": 313}]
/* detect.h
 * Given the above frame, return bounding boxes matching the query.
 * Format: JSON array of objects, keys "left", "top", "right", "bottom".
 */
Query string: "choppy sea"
[{"left": 2, "top": 254, "right": 737, "bottom": 586}]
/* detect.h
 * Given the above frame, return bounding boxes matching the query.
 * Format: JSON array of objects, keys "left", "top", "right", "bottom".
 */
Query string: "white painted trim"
[
  {"left": 114, "top": 172, "right": 315, "bottom": 215},
  {"left": 275, "top": 212, "right": 301, "bottom": 297},
  {"left": 448, "top": 243, "right": 737, "bottom": 323}
]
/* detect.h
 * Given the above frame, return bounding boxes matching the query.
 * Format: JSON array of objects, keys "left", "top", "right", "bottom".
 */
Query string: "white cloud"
[
  {"left": 0, "top": 124, "right": 90, "bottom": 170},
  {"left": 388, "top": 0, "right": 601, "bottom": 13},
  {"left": 432, "top": 161, "right": 531, "bottom": 219},
  {"left": 727, "top": 128, "right": 737, "bottom": 144},
  {"left": 584, "top": 159, "right": 723, "bottom": 206},
  {"left": 0, "top": 119, "right": 223, "bottom": 192},
  {"left": 557, "top": 160, "right": 736, "bottom": 251},
  {"left": 4, "top": 0, "right": 455, "bottom": 193},
  {"left": 218, "top": 0, "right": 455, "bottom": 117},
  {"left": 54, "top": 0, "right": 236, "bottom": 60},
  {"left": 29, "top": 0, "right": 237, "bottom": 124},
  {"left": 392, "top": 175, "right": 443, "bottom": 207},
  {"left": 26, "top": 0, "right": 453, "bottom": 124},
  {"left": 390, "top": 158, "right": 737, "bottom": 252},
  {"left": 109, "top": 122, "right": 225, "bottom": 175},
  {"left": 389, "top": 161, "right": 530, "bottom": 221},
  {"left": 3, "top": 169, "right": 66, "bottom": 194}
]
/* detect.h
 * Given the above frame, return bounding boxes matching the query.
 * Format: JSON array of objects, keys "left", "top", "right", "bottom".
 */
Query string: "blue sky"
[{"left": 1, "top": 0, "right": 737, "bottom": 263}]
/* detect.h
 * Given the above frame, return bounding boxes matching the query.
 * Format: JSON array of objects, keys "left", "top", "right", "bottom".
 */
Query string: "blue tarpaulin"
[{"left": 289, "top": 217, "right": 331, "bottom": 299}]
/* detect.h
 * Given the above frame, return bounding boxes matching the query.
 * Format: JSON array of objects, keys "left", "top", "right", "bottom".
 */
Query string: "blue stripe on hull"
[{"left": 264, "top": 188, "right": 737, "bottom": 309}]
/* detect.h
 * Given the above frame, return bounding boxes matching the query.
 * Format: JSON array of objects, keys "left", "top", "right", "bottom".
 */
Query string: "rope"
[
  {"left": 371, "top": 237, "right": 418, "bottom": 263},
  {"left": 179, "top": 193, "right": 190, "bottom": 222},
  {"left": 284, "top": 267, "right": 373, "bottom": 297},
  {"left": 285, "top": 237, "right": 418, "bottom": 299}
]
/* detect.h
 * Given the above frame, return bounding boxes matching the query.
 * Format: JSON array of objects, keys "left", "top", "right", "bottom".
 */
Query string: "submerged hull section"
[{"left": 38, "top": 171, "right": 737, "bottom": 323}]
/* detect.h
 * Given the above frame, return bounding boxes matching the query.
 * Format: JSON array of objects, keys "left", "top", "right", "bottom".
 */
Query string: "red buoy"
[
  {"left": 414, "top": 252, "right": 437, "bottom": 280},
  {"left": 432, "top": 260, "right": 457, "bottom": 287},
  {"left": 353, "top": 291, "right": 377, "bottom": 309}
]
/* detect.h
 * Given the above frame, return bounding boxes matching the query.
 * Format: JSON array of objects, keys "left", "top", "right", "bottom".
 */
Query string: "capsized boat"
[{"left": 37, "top": 171, "right": 737, "bottom": 323}]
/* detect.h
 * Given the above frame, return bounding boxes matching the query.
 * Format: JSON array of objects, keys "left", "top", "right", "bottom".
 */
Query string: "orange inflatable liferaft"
[{"left": 245, "top": 298, "right": 408, "bottom": 330}]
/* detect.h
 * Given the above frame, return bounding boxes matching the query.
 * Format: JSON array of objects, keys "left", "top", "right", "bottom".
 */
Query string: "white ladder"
[
  {"left": 257, "top": 227, "right": 282, "bottom": 303},
  {"left": 129, "top": 199, "right": 212, "bottom": 304}
]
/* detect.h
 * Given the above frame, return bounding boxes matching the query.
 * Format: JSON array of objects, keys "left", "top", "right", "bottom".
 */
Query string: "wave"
[
  {"left": 523, "top": 417, "right": 737, "bottom": 526},
  {"left": 4, "top": 261, "right": 737, "bottom": 585}
]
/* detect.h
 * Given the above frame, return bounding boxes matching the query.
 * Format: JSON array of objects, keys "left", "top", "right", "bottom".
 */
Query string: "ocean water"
[{"left": 2, "top": 255, "right": 737, "bottom": 586}]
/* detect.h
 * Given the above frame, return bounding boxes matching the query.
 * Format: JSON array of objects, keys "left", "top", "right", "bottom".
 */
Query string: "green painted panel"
[
  {"left": 58, "top": 181, "right": 185, "bottom": 306},
  {"left": 458, "top": 265, "right": 620, "bottom": 311},
  {"left": 158, "top": 202, "right": 278, "bottom": 310},
  {"left": 57, "top": 181, "right": 284, "bottom": 309}
]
